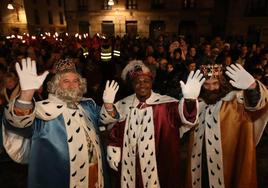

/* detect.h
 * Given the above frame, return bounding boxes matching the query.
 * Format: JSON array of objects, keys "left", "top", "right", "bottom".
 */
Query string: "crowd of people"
[{"left": 0, "top": 32, "right": 268, "bottom": 188}]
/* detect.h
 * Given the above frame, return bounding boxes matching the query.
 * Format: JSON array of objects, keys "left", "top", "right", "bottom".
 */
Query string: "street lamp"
[
  {"left": 7, "top": 0, "right": 23, "bottom": 21},
  {"left": 7, "top": 0, "right": 15, "bottom": 10},
  {"left": 108, "top": 0, "right": 114, "bottom": 6}
]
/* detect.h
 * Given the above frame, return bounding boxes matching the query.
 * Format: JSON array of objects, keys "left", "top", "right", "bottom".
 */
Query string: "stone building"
[
  {"left": 65, "top": 0, "right": 214, "bottom": 40},
  {"left": 0, "top": 0, "right": 66, "bottom": 35},
  {"left": 0, "top": 0, "right": 268, "bottom": 42},
  {"left": 65, "top": 0, "right": 268, "bottom": 42}
]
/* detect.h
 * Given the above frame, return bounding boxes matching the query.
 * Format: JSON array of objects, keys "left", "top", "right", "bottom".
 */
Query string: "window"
[
  {"left": 46, "top": 0, "right": 51, "bottom": 6},
  {"left": 246, "top": 0, "right": 268, "bottom": 16},
  {"left": 183, "top": 0, "right": 196, "bottom": 9},
  {"left": 79, "top": 21, "right": 90, "bottom": 34},
  {"left": 0, "top": 9, "right": 2, "bottom": 22},
  {"left": 126, "top": 21, "right": 138, "bottom": 36},
  {"left": 58, "top": 0, "right": 62, "bottom": 7},
  {"left": 34, "top": 9, "right": 40, "bottom": 25},
  {"left": 149, "top": 21, "right": 165, "bottom": 39},
  {"left": 48, "top": 11, "right": 53, "bottom": 24},
  {"left": 78, "top": 0, "right": 88, "bottom": 11},
  {"left": 151, "top": 0, "right": 165, "bottom": 9},
  {"left": 103, "top": 0, "right": 112, "bottom": 10},
  {"left": 126, "top": 0, "right": 137, "bottom": 9},
  {"left": 59, "top": 12, "right": 64, "bottom": 25},
  {"left": 102, "top": 21, "right": 115, "bottom": 36}
]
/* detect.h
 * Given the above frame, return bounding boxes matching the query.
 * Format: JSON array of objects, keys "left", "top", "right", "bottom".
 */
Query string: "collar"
[{"left": 129, "top": 91, "right": 178, "bottom": 107}]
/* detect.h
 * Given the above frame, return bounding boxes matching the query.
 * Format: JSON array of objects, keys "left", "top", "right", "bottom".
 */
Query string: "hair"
[
  {"left": 173, "top": 48, "right": 182, "bottom": 56},
  {"left": 47, "top": 71, "right": 87, "bottom": 102}
]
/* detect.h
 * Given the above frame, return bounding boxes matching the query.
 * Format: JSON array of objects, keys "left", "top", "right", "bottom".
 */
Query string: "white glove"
[
  {"left": 107, "top": 146, "right": 121, "bottom": 171},
  {"left": 180, "top": 70, "right": 205, "bottom": 99},
  {"left": 15, "top": 58, "right": 49, "bottom": 91},
  {"left": 103, "top": 80, "right": 119, "bottom": 103},
  {"left": 225, "top": 64, "right": 255, "bottom": 89}
]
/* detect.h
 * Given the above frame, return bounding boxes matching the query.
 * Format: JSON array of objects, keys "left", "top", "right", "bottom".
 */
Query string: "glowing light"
[
  {"left": 7, "top": 2, "right": 14, "bottom": 10},
  {"left": 108, "top": 0, "right": 114, "bottom": 6}
]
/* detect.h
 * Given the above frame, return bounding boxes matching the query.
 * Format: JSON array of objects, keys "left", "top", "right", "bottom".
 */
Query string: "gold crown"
[
  {"left": 200, "top": 64, "right": 223, "bottom": 79},
  {"left": 54, "top": 58, "right": 76, "bottom": 72}
]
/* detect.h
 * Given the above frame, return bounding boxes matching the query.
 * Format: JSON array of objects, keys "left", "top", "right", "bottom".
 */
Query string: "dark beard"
[
  {"left": 200, "top": 89, "right": 224, "bottom": 104},
  {"left": 200, "top": 75, "right": 234, "bottom": 105}
]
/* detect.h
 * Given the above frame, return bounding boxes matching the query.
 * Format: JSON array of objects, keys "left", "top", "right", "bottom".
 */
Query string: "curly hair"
[{"left": 47, "top": 72, "right": 87, "bottom": 103}]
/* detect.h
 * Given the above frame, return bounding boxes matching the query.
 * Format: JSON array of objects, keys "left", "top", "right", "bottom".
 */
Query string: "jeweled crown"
[
  {"left": 200, "top": 64, "right": 223, "bottom": 79},
  {"left": 54, "top": 58, "right": 76, "bottom": 72}
]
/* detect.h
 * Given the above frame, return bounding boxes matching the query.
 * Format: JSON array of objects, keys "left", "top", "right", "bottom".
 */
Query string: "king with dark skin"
[{"left": 132, "top": 75, "right": 152, "bottom": 102}]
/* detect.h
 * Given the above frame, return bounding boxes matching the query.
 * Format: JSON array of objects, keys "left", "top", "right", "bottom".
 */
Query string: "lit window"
[
  {"left": 104, "top": 0, "right": 112, "bottom": 10},
  {"left": 127, "top": 0, "right": 137, "bottom": 9}
]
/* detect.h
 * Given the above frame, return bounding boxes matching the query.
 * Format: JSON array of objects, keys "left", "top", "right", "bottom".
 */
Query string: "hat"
[
  {"left": 54, "top": 58, "right": 76, "bottom": 73},
  {"left": 121, "top": 60, "right": 152, "bottom": 82}
]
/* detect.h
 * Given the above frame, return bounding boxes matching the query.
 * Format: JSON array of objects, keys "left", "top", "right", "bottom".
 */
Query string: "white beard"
[{"left": 55, "top": 87, "right": 83, "bottom": 104}]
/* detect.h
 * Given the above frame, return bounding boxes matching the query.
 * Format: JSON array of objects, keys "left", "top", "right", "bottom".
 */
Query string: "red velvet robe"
[{"left": 108, "top": 100, "right": 190, "bottom": 188}]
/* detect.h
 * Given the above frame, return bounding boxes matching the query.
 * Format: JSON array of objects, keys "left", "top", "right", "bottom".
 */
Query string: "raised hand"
[
  {"left": 225, "top": 64, "right": 255, "bottom": 89},
  {"left": 15, "top": 57, "right": 49, "bottom": 91},
  {"left": 103, "top": 80, "right": 119, "bottom": 104},
  {"left": 180, "top": 70, "right": 205, "bottom": 99}
]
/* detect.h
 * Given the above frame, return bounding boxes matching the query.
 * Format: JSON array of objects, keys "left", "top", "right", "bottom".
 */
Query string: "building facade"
[
  {"left": 1, "top": 0, "right": 268, "bottom": 42},
  {"left": 64, "top": 0, "right": 268, "bottom": 42},
  {"left": 0, "top": 0, "right": 66, "bottom": 35},
  {"left": 0, "top": 0, "right": 28, "bottom": 35},
  {"left": 65, "top": 0, "right": 214, "bottom": 40},
  {"left": 25, "top": 0, "right": 66, "bottom": 34}
]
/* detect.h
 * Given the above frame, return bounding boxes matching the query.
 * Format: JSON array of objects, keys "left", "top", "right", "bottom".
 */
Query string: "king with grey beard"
[{"left": 47, "top": 72, "right": 87, "bottom": 108}]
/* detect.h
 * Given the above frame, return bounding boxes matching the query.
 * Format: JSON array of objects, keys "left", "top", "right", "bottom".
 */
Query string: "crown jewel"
[
  {"left": 54, "top": 58, "right": 76, "bottom": 72},
  {"left": 200, "top": 64, "right": 223, "bottom": 79}
]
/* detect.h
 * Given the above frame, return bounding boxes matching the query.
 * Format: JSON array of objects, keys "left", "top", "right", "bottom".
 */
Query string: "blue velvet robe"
[{"left": 2, "top": 98, "right": 110, "bottom": 188}]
